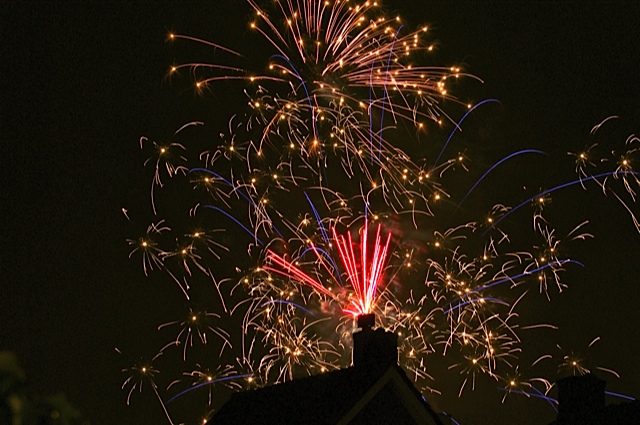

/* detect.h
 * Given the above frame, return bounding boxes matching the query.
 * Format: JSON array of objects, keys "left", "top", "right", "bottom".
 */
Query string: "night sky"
[{"left": 2, "top": 2, "right": 639, "bottom": 425}]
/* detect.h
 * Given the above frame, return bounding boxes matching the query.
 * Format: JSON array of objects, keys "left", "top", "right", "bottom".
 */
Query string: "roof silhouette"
[
  {"left": 212, "top": 363, "right": 444, "bottom": 425},
  {"left": 212, "top": 314, "right": 445, "bottom": 424},
  {"left": 548, "top": 373, "right": 640, "bottom": 425}
]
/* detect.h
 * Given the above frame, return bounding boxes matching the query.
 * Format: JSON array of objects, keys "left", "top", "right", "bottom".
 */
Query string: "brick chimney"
[
  {"left": 352, "top": 313, "right": 398, "bottom": 369},
  {"left": 556, "top": 373, "right": 606, "bottom": 421}
]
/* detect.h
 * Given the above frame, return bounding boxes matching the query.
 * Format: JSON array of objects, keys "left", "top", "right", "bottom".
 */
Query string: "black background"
[{"left": 2, "top": 1, "right": 638, "bottom": 424}]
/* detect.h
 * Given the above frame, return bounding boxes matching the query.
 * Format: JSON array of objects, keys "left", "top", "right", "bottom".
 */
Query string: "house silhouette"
[
  {"left": 548, "top": 373, "right": 639, "bottom": 425},
  {"left": 210, "top": 315, "right": 640, "bottom": 424},
  {"left": 211, "top": 314, "right": 446, "bottom": 424}
]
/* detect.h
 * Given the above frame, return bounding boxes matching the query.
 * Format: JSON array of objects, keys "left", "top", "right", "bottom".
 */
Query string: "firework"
[
  {"left": 261, "top": 219, "right": 392, "bottom": 317},
  {"left": 123, "top": 1, "right": 638, "bottom": 423}
]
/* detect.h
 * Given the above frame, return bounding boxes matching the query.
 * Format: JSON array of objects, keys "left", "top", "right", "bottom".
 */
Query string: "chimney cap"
[{"left": 357, "top": 313, "right": 375, "bottom": 330}]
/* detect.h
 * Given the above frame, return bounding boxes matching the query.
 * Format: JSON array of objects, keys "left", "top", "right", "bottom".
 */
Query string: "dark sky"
[{"left": 2, "top": 1, "right": 639, "bottom": 425}]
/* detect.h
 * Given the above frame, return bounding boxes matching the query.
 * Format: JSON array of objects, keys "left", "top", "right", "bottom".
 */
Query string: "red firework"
[{"left": 263, "top": 220, "right": 392, "bottom": 316}]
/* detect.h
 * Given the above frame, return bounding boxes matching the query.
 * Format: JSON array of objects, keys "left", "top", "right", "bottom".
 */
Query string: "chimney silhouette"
[
  {"left": 352, "top": 313, "right": 398, "bottom": 369},
  {"left": 556, "top": 373, "right": 606, "bottom": 421}
]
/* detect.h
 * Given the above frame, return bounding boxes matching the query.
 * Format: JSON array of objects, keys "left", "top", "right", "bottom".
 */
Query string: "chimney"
[
  {"left": 352, "top": 313, "right": 398, "bottom": 369},
  {"left": 556, "top": 373, "right": 606, "bottom": 421}
]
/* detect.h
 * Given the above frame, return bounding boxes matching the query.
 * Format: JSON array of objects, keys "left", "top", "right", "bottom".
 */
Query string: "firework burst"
[{"left": 123, "top": 1, "right": 638, "bottom": 422}]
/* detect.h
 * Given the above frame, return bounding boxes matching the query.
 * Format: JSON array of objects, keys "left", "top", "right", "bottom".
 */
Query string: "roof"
[
  {"left": 211, "top": 363, "right": 444, "bottom": 425},
  {"left": 548, "top": 373, "right": 640, "bottom": 425},
  {"left": 548, "top": 400, "right": 640, "bottom": 425}
]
